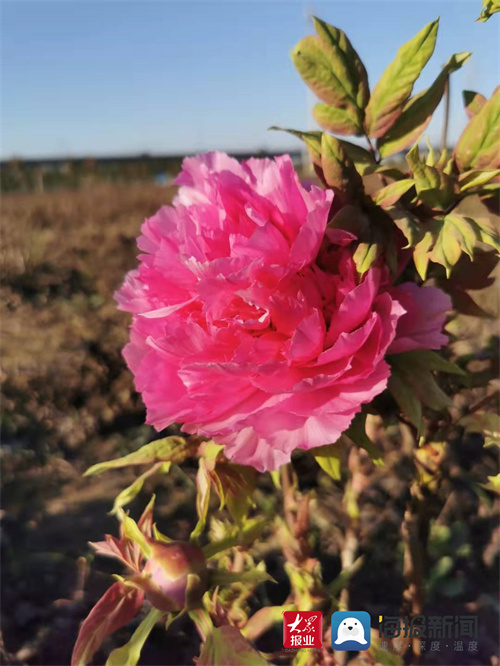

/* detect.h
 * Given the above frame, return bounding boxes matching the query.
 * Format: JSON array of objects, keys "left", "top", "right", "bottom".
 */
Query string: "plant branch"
[{"left": 440, "top": 74, "right": 451, "bottom": 152}]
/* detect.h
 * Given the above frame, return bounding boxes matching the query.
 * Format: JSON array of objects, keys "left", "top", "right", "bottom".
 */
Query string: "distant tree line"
[{"left": 0, "top": 151, "right": 302, "bottom": 193}]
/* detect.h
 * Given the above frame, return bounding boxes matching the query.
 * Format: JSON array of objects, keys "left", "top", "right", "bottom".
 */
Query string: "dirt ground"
[{"left": 1, "top": 183, "right": 499, "bottom": 666}]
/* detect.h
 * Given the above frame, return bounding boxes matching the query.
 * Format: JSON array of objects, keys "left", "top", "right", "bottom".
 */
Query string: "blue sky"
[{"left": 1, "top": 1, "right": 498, "bottom": 159}]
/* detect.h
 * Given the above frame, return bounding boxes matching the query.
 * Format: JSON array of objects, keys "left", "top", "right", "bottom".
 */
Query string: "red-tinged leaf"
[
  {"left": 365, "top": 19, "right": 439, "bottom": 138},
  {"left": 378, "top": 52, "right": 471, "bottom": 158},
  {"left": 455, "top": 86, "right": 500, "bottom": 171},
  {"left": 313, "top": 102, "right": 363, "bottom": 136},
  {"left": 312, "top": 17, "right": 369, "bottom": 109},
  {"left": 291, "top": 35, "right": 355, "bottom": 108},
  {"left": 321, "top": 132, "right": 364, "bottom": 203},
  {"left": 91, "top": 498, "right": 157, "bottom": 572},
  {"left": 242, "top": 606, "right": 294, "bottom": 642},
  {"left": 90, "top": 534, "right": 141, "bottom": 572},
  {"left": 71, "top": 582, "right": 143, "bottom": 666},
  {"left": 137, "top": 495, "right": 155, "bottom": 539},
  {"left": 463, "top": 90, "right": 487, "bottom": 119}
]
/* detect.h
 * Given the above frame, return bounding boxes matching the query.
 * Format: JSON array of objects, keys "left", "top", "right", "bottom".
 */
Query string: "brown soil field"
[{"left": 1, "top": 183, "right": 498, "bottom": 666}]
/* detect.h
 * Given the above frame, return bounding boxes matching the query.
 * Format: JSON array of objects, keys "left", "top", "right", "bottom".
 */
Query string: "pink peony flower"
[{"left": 116, "top": 153, "right": 450, "bottom": 471}]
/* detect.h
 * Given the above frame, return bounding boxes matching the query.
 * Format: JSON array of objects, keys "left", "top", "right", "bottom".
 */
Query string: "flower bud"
[{"left": 140, "top": 540, "right": 207, "bottom": 612}]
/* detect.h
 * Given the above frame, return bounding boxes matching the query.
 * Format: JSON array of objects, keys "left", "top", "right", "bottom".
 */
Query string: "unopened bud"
[{"left": 140, "top": 540, "right": 207, "bottom": 612}]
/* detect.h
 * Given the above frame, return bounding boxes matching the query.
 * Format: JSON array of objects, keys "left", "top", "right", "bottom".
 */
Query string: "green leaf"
[
  {"left": 406, "top": 143, "right": 457, "bottom": 210},
  {"left": 388, "top": 369, "right": 423, "bottom": 429},
  {"left": 477, "top": 0, "right": 500, "bottom": 22},
  {"left": 344, "top": 411, "right": 384, "bottom": 465},
  {"left": 313, "top": 102, "right": 363, "bottom": 136},
  {"left": 389, "top": 353, "right": 453, "bottom": 412},
  {"left": 313, "top": 440, "right": 343, "bottom": 480},
  {"left": 312, "top": 17, "right": 369, "bottom": 108},
  {"left": 268, "top": 126, "right": 322, "bottom": 165},
  {"left": 84, "top": 437, "right": 196, "bottom": 476},
  {"left": 378, "top": 52, "right": 471, "bottom": 157},
  {"left": 455, "top": 86, "right": 500, "bottom": 171},
  {"left": 373, "top": 178, "right": 415, "bottom": 208},
  {"left": 463, "top": 90, "right": 487, "bottom": 119},
  {"left": 365, "top": 19, "right": 439, "bottom": 138},
  {"left": 403, "top": 350, "right": 465, "bottom": 376},
  {"left": 320, "top": 132, "right": 364, "bottom": 201},
  {"left": 106, "top": 609, "right": 163, "bottom": 666}
]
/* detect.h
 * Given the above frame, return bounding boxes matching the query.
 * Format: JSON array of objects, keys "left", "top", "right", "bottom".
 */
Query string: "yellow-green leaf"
[
  {"left": 373, "top": 178, "right": 415, "bottom": 208},
  {"left": 312, "top": 440, "right": 344, "bottom": 480},
  {"left": 413, "top": 229, "right": 434, "bottom": 279},
  {"left": 106, "top": 609, "right": 163, "bottom": 666},
  {"left": 85, "top": 437, "right": 196, "bottom": 476},
  {"left": 378, "top": 52, "right": 471, "bottom": 157},
  {"left": 313, "top": 103, "right": 363, "bottom": 136},
  {"left": 365, "top": 19, "right": 439, "bottom": 138},
  {"left": 477, "top": 0, "right": 500, "bottom": 22},
  {"left": 455, "top": 86, "right": 500, "bottom": 171},
  {"left": 406, "top": 143, "right": 457, "bottom": 210},
  {"left": 112, "top": 463, "right": 170, "bottom": 514},
  {"left": 386, "top": 206, "right": 424, "bottom": 247},
  {"left": 459, "top": 169, "right": 500, "bottom": 192}
]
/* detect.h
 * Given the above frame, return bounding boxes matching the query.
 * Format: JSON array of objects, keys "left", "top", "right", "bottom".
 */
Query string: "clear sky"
[{"left": 1, "top": 1, "right": 498, "bottom": 159}]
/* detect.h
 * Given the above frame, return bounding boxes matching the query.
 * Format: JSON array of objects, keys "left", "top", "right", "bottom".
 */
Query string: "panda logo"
[{"left": 334, "top": 617, "right": 368, "bottom": 645}]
